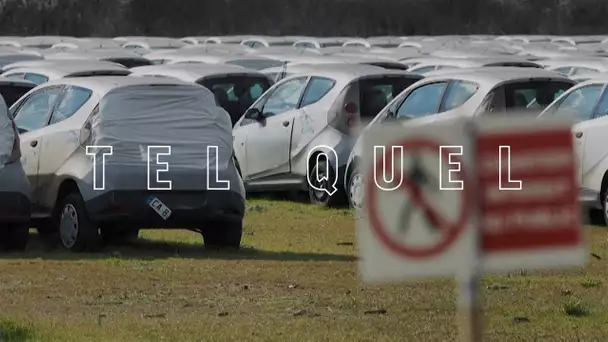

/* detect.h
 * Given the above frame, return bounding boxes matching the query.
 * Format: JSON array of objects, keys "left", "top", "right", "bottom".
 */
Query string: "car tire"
[
  {"left": 308, "top": 158, "right": 346, "bottom": 207},
  {"left": 201, "top": 219, "right": 243, "bottom": 249},
  {"left": 589, "top": 209, "right": 606, "bottom": 226},
  {"left": 347, "top": 168, "right": 365, "bottom": 210},
  {"left": 101, "top": 227, "right": 140, "bottom": 245},
  {"left": 0, "top": 224, "right": 29, "bottom": 252},
  {"left": 57, "top": 193, "right": 101, "bottom": 252}
]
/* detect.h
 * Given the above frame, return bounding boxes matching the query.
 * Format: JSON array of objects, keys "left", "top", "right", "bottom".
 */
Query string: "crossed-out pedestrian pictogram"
[{"left": 365, "top": 139, "right": 472, "bottom": 258}]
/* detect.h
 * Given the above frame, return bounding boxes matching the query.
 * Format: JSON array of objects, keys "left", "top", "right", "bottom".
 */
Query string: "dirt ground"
[{"left": 1, "top": 199, "right": 607, "bottom": 341}]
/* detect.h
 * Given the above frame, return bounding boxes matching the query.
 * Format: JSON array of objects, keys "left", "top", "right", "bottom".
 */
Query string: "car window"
[
  {"left": 359, "top": 76, "right": 421, "bottom": 118},
  {"left": 49, "top": 86, "right": 92, "bottom": 125},
  {"left": 251, "top": 41, "right": 264, "bottom": 48},
  {"left": 262, "top": 77, "right": 308, "bottom": 117},
  {"left": 593, "top": 89, "right": 608, "bottom": 118},
  {"left": 572, "top": 67, "right": 600, "bottom": 75},
  {"left": 396, "top": 82, "right": 448, "bottom": 118},
  {"left": 410, "top": 66, "right": 436, "bottom": 74},
  {"left": 552, "top": 67, "right": 572, "bottom": 76},
  {"left": 24, "top": 73, "right": 49, "bottom": 85},
  {"left": 300, "top": 77, "right": 335, "bottom": 107},
  {"left": 551, "top": 85, "right": 604, "bottom": 121},
  {"left": 203, "top": 76, "right": 272, "bottom": 125},
  {"left": 504, "top": 80, "right": 573, "bottom": 110},
  {"left": 13, "top": 87, "right": 63, "bottom": 132},
  {"left": 226, "top": 59, "right": 284, "bottom": 71},
  {"left": 439, "top": 81, "right": 479, "bottom": 112},
  {"left": 0, "top": 84, "right": 35, "bottom": 107}
]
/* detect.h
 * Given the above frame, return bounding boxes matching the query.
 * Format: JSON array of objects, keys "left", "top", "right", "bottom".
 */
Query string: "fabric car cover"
[
  {"left": 0, "top": 95, "right": 13, "bottom": 170},
  {"left": 85, "top": 83, "right": 235, "bottom": 197}
]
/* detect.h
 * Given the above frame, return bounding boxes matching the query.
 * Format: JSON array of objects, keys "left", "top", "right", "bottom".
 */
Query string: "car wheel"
[
  {"left": 347, "top": 169, "right": 365, "bottom": 210},
  {"left": 58, "top": 193, "right": 101, "bottom": 252},
  {"left": 308, "top": 158, "right": 346, "bottom": 207},
  {"left": 0, "top": 224, "right": 29, "bottom": 252},
  {"left": 201, "top": 219, "right": 243, "bottom": 249},
  {"left": 101, "top": 227, "right": 140, "bottom": 245}
]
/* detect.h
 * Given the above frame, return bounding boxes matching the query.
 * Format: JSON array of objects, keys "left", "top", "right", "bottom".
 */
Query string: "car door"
[
  {"left": 573, "top": 85, "right": 608, "bottom": 187},
  {"left": 393, "top": 81, "right": 449, "bottom": 119},
  {"left": 236, "top": 76, "right": 309, "bottom": 180},
  {"left": 542, "top": 84, "right": 604, "bottom": 183},
  {"left": 36, "top": 85, "right": 94, "bottom": 205},
  {"left": 11, "top": 86, "right": 64, "bottom": 200}
]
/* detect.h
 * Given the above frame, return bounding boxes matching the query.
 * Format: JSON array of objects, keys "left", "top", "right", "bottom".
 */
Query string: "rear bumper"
[
  {"left": 86, "top": 190, "right": 245, "bottom": 229},
  {"left": 0, "top": 192, "right": 31, "bottom": 223}
]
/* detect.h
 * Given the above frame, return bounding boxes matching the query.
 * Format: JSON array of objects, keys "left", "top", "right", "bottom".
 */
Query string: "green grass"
[{"left": 1, "top": 199, "right": 608, "bottom": 341}]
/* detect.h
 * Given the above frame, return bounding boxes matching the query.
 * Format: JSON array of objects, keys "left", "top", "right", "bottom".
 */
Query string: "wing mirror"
[{"left": 244, "top": 108, "right": 264, "bottom": 121}]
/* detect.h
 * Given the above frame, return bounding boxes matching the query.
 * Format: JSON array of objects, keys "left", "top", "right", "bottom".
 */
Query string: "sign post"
[{"left": 357, "top": 115, "right": 585, "bottom": 341}]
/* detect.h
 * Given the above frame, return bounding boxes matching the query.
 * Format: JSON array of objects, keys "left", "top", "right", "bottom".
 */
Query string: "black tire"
[
  {"left": 101, "top": 227, "right": 140, "bottom": 245},
  {"left": 308, "top": 158, "right": 347, "bottom": 207},
  {"left": 57, "top": 193, "right": 101, "bottom": 252},
  {"left": 0, "top": 223, "right": 29, "bottom": 252},
  {"left": 347, "top": 168, "right": 365, "bottom": 210},
  {"left": 589, "top": 209, "right": 606, "bottom": 226},
  {"left": 201, "top": 219, "right": 243, "bottom": 249}
]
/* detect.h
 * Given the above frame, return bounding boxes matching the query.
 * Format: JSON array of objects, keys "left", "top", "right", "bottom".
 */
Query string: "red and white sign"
[
  {"left": 357, "top": 118, "right": 477, "bottom": 282},
  {"left": 474, "top": 116, "right": 585, "bottom": 272}
]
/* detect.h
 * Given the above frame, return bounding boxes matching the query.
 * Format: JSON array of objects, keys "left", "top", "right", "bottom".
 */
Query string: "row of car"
[{"left": 2, "top": 34, "right": 608, "bottom": 253}]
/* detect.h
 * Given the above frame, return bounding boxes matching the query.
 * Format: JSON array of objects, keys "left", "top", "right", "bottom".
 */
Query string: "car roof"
[
  {"left": 129, "top": 64, "right": 267, "bottom": 82},
  {"left": 5, "top": 62, "right": 129, "bottom": 78},
  {"left": 420, "top": 67, "right": 571, "bottom": 84},
  {"left": 42, "top": 75, "right": 198, "bottom": 94},
  {"left": 286, "top": 63, "right": 421, "bottom": 82}
]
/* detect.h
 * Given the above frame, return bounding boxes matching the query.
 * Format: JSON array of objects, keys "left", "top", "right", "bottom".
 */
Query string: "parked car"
[
  {"left": 44, "top": 49, "right": 153, "bottom": 68},
  {"left": 11, "top": 76, "right": 245, "bottom": 252},
  {"left": 538, "top": 76, "right": 608, "bottom": 225},
  {"left": 1, "top": 61, "right": 131, "bottom": 85},
  {"left": 232, "top": 64, "right": 423, "bottom": 206},
  {"left": 130, "top": 64, "right": 273, "bottom": 125},
  {"left": 0, "top": 94, "right": 31, "bottom": 251},
  {"left": 344, "top": 67, "right": 575, "bottom": 208}
]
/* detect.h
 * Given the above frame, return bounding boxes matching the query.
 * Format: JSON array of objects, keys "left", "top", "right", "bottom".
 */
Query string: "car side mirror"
[{"left": 244, "top": 108, "right": 263, "bottom": 121}]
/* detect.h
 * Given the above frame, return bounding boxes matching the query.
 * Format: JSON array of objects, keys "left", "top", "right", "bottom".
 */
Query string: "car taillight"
[
  {"left": 6, "top": 120, "right": 20, "bottom": 164},
  {"left": 328, "top": 84, "right": 359, "bottom": 135}
]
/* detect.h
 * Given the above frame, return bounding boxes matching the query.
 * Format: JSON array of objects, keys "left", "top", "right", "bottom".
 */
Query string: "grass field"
[{"left": 1, "top": 199, "right": 607, "bottom": 341}]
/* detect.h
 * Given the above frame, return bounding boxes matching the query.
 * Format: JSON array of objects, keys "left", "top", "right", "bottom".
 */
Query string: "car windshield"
[
  {"left": 201, "top": 76, "right": 272, "bottom": 125},
  {"left": 508, "top": 81, "right": 573, "bottom": 110},
  {"left": 359, "top": 76, "right": 421, "bottom": 118}
]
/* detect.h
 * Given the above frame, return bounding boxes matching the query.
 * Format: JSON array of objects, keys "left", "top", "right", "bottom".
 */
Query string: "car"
[
  {"left": 538, "top": 76, "right": 608, "bottom": 226},
  {"left": 232, "top": 64, "right": 423, "bottom": 206},
  {"left": 405, "top": 57, "right": 542, "bottom": 74},
  {"left": 0, "top": 93, "right": 31, "bottom": 251},
  {"left": 240, "top": 36, "right": 298, "bottom": 49},
  {"left": 44, "top": 49, "right": 153, "bottom": 68},
  {"left": 344, "top": 67, "right": 575, "bottom": 209},
  {"left": 11, "top": 76, "right": 245, "bottom": 252},
  {"left": 129, "top": 63, "right": 273, "bottom": 125},
  {"left": 537, "top": 57, "right": 608, "bottom": 77},
  {"left": 1, "top": 61, "right": 131, "bottom": 85}
]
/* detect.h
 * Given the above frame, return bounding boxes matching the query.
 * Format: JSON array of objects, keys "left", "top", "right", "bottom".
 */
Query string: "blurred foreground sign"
[{"left": 357, "top": 116, "right": 585, "bottom": 283}]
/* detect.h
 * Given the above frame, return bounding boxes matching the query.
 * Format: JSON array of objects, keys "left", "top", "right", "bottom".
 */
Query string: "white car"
[
  {"left": 538, "top": 77, "right": 608, "bottom": 225},
  {"left": 233, "top": 64, "right": 423, "bottom": 206},
  {"left": 345, "top": 67, "right": 575, "bottom": 208}
]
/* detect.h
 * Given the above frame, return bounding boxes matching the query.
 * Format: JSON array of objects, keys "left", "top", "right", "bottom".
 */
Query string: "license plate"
[{"left": 147, "top": 196, "right": 172, "bottom": 220}]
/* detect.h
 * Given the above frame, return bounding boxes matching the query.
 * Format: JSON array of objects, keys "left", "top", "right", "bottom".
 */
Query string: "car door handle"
[
  {"left": 282, "top": 121, "right": 290, "bottom": 127},
  {"left": 30, "top": 140, "right": 38, "bottom": 147},
  {"left": 575, "top": 132, "right": 583, "bottom": 138}
]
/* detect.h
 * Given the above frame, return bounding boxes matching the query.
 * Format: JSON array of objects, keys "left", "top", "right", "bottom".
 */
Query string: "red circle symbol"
[{"left": 365, "top": 139, "right": 471, "bottom": 259}]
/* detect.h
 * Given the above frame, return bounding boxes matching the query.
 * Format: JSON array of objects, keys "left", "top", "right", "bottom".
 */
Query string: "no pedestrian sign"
[{"left": 357, "top": 116, "right": 586, "bottom": 283}]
